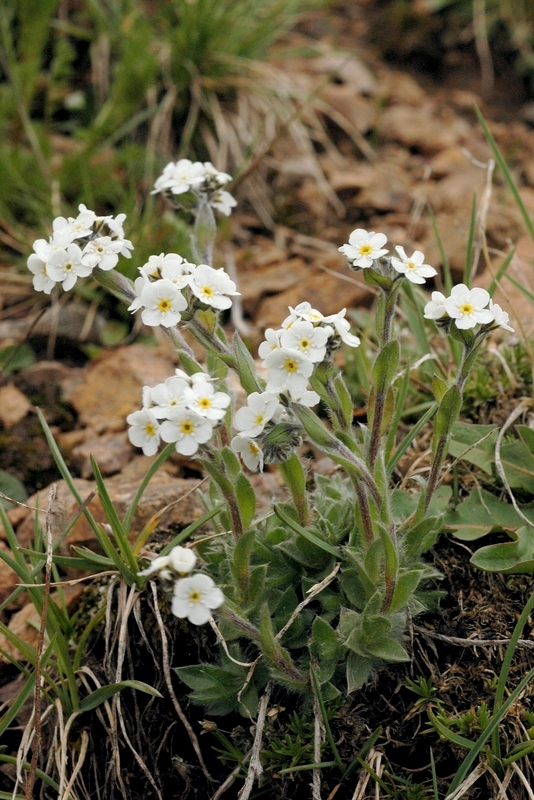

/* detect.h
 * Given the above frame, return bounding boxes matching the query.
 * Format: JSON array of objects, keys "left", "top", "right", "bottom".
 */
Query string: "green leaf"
[
  {"left": 0, "top": 470, "right": 27, "bottom": 510},
  {"left": 432, "top": 375, "right": 449, "bottom": 403},
  {"left": 274, "top": 505, "right": 340, "bottom": 559},
  {"left": 233, "top": 332, "right": 261, "bottom": 395},
  {"left": 448, "top": 422, "right": 498, "bottom": 474},
  {"left": 232, "top": 527, "right": 255, "bottom": 600},
  {"left": 235, "top": 473, "right": 256, "bottom": 529},
  {"left": 372, "top": 340, "right": 400, "bottom": 393},
  {"left": 332, "top": 373, "right": 354, "bottom": 428},
  {"left": 433, "top": 385, "right": 462, "bottom": 443},
  {"left": 389, "top": 570, "right": 424, "bottom": 613},
  {"left": 500, "top": 439, "right": 534, "bottom": 494},
  {"left": 79, "top": 680, "right": 162, "bottom": 712},
  {"left": 346, "top": 652, "right": 373, "bottom": 692},
  {"left": 364, "top": 636, "right": 409, "bottom": 662},
  {"left": 470, "top": 526, "right": 534, "bottom": 574},
  {"left": 445, "top": 488, "right": 534, "bottom": 541},
  {"left": 311, "top": 616, "right": 341, "bottom": 683}
]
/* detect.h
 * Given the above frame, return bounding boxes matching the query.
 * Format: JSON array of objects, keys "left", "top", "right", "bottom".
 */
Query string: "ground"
[{"left": 1, "top": 1, "right": 534, "bottom": 798}]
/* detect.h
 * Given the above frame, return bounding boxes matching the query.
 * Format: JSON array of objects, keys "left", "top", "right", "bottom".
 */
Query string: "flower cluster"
[
  {"left": 127, "top": 370, "right": 231, "bottom": 456},
  {"left": 139, "top": 545, "right": 224, "bottom": 625},
  {"left": 259, "top": 302, "right": 360, "bottom": 399},
  {"left": 339, "top": 228, "right": 437, "bottom": 285},
  {"left": 230, "top": 302, "right": 362, "bottom": 472},
  {"left": 152, "top": 158, "right": 237, "bottom": 216},
  {"left": 128, "top": 254, "right": 239, "bottom": 328},
  {"left": 424, "top": 284, "right": 514, "bottom": 332},
  {"left": 27, "top": 205, "right": 133, "bottom": 294}
]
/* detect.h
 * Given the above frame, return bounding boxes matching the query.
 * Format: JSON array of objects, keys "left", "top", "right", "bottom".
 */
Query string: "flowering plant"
[{"left": 27, "top": 159, "right": 513, "bottom": 717}]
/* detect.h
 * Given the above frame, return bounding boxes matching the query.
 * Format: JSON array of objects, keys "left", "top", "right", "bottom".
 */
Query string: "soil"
[{"left": 2, "top": 1, "right": 534, "bottom": 798}]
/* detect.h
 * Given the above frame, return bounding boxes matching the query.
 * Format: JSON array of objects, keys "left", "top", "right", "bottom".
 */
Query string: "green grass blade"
[
  {"left": 79, "top": 680, "right": 163, "bottom": 712},
  {"left": 387, "top": 403, "right": 438, "bottom": 475},
  {"left": 429, "top": 206, "right": 452, "bottom": 294},
  {"left": 463, "top": 193, "right": 477, "bottom": 287},
  {"left": 487, "top": 247, "right": 515, "bottom": 297},
  {"left": 122, "top": 442, "right": 175, "bottom": 534},
  {"left": 0, "top": 672, "right": 35, "bottom": 738},
  {"left": 90, "top": 456, "right": 138, "bottom": 577},
  {"left": 157, "top": 504, "right": 225, "bottom": 556},
  {"left": 273, "top": 505, "right": 340, "bottom": 559},
  {"left": 475, "top": 106, "right": 534, "bottom": 241},
  {"left": 446, "top": 666, "right": 534, "bottom": 797}
]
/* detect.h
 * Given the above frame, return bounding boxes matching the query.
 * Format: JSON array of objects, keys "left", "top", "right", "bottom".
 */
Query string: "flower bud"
[{"left": 168, "top": 545, "right": 197, "bottom": 574}]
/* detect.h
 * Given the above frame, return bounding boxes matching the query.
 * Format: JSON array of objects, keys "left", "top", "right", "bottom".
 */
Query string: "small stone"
[
  {"left": 71, "top": 431, "right": 134, "bottom": 479},
  {"left": 0, "top": 385, "right": 31, "bottom": 430}
]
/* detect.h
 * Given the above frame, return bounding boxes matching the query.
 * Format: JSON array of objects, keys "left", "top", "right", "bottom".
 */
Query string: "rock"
[
  {"left": 0, "top": 541, "right": 19, "bottom": 605},
  {"left": 0, "top": 305, "right": 106, "bottom": 344},
  {"left": 14, "top": 472, "right": 207, "bottom": 557},
  {"left": 320, "top": 84, "right": 376, "bottom": 134},
  {"left": 0, "top": 585, "right": 84, "bottom": 664},
  {"left": 64, "top": 344, "right": 176, "bottom": 432},
  {"left": 238, "top": 258, "right": 310, "bottom": 315},
  {"left": 378, "top": 103, "right": 470, "bottom": 155},
  {"left": 256, "top": 253, "right": 372, "bottom": 330},
  {"left": 71, "top": 431, "right": 134, "bottom": 479},
  {"left": 0, "top": 385, "right": 31, "bottom": 430}
]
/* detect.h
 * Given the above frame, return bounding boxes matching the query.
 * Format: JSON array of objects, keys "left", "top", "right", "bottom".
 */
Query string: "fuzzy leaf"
[
  {"left": 470, "top": 526, "right": 534, "bottom": 573},
  {"left": 445, "top": 488, "right": 534, "bottom": 541},
  {"left": 433, "top": 385, "right": 462, "bottom": 442},
  {"left": 388, "top": 570, "right": 424, "bottom": 612},
  {"left": 448, "top": 422, "right": 498, "bottom": 474},
  {"left": 346, "top": 652, "right": 373, "bottom": 692}
]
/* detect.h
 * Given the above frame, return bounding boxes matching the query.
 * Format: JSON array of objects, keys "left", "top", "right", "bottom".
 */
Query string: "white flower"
[
  {"left": 183, "top": 381, "right": 231, "bottom": 421},
  {"left": 424, "top": 291, "right": 448, "bottom": 320},
  {"left": 128, "top": 274, "right": 150, "bottom": 312},
  {"left": 290, "top": 302, "right": 325, "bottom": 325},
  {"left": 27, "top": 254, "right": 57, "bottom": 294},
  {"left": 46, "top": 244, "right": 92, "bottom": 291},
  {"left": 339, "top": 229, "right": 388, "bottom": 268},
  {"left": 160, "top": 255, "right": 196, "bottom": 289},
  {"left": 203, "top": 162, "right": 232, "bottom": 186},
  {"left": 489, "top": 299, "right": 514, "bottom": 332},
  {"left": 138, "top": 279, "right": 188, "bottom": 327},
  {"left": 258, "top": 328, "right": 281, "bottom": 359},
  {"left": 189, "top": 264, "right": 239, "bottom": 310},
  {"left": 390, "top": 246, "right": 437, "bottom": 284},
  {"left": 443, "top": 284, "right": 493, "bottom": 330},
  {"left": 280, "top": 320, "right": 329, "bottom": 363},
  {"left": 152, "top": 159, "right": 206, "bottom": 195},
  {"left": 171, "top": 574, "right": 224, "bottom": 625},
  {"left": 290, "top": 389, "right": 321, "bottom": 407},
  {"left": 168, "top": 546, "right": 197, "bottom": 574},
  {"left": 231, "top": 435, "right": 264, "bottom": 472},
  {"left": 210, "top": 190, "right": 237, "bottom": 216},
  {"left": 82, "top": 236, "right": 123, "bottom": 271},
  {"left": 262, "top": 347, "right": 314, "bottom": 395},
  {"left": 234, "top": 392, "right": 280, "bottom": 438},
  {"left": 322, "top": 309, "right": 361, "bottom": 348},
  {"left": 126, "top": 409, "right": 161, "bottom": 456},
  {"left": 138, "top": 554, "right": 172, "bottom": 577},
  {"left": 147, "top": 376, "right": 189, "bottom": 418},
  {"left": 159, "top": 408, "right": 214, "bottom": 455}
]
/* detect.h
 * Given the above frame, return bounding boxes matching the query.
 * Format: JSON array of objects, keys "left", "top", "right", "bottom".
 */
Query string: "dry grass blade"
[
  {"left": 25, "top": 483, "right": 56, "bottom": 800},
  {"left": 445, "top": 762, "right": 488, "bottom": 800},
  {"left": 511, "top": 762, "right": 534, "bottom": 799},
  {"left": 237, "top": 682, "right": 272, "bottom": 800},
  {"left": 312, "top": 678, "right": 325, "bottom": 800},
  {"left": 149, "top": 581, "right": 213, "bottom": 782},
  {"left": 276, "top": 562, "right": 340, "bottom": 641}
]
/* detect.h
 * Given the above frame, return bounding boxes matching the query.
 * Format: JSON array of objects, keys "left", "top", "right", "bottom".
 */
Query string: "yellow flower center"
[
  {"left": 359, "top": 244, "right": 373, "bottom": 256},
  {"left": 284, "top": 358, "right": 298, "bottom": 373},
  {"left": 145, "top": 423, "right": 156, "bottom": 436},
  {"left": 255, "top": 413, "right": 265, "bottom": 426},
  {"left": 300, "top": 338, "right": 310, "bottom": 350},
  {"left": 202, "top": 285, "right": 214, "bottom": 297},
  {"left": 249, "top": 442, "right": 260, "bottom": 455},
  {"left": 158, "top": 298, "right": 172, "bottom": 312},
  {"left": 406, "top": 260, "right": 416, "bottom": 271},
  {"left": 460, "top": 303, "right": 474, "bottom": 315},
  {"left": 180, "top": 420, "right": 195, "bottom": 435},
  {"left": 64, "top": 261, "right": 74, "bottom": 272},
  {"left": 188, "top": 590, "right": 202, "bottom": 603},
  {"left": 199, "top": 397, "right": 211, "bottom": 409}
]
